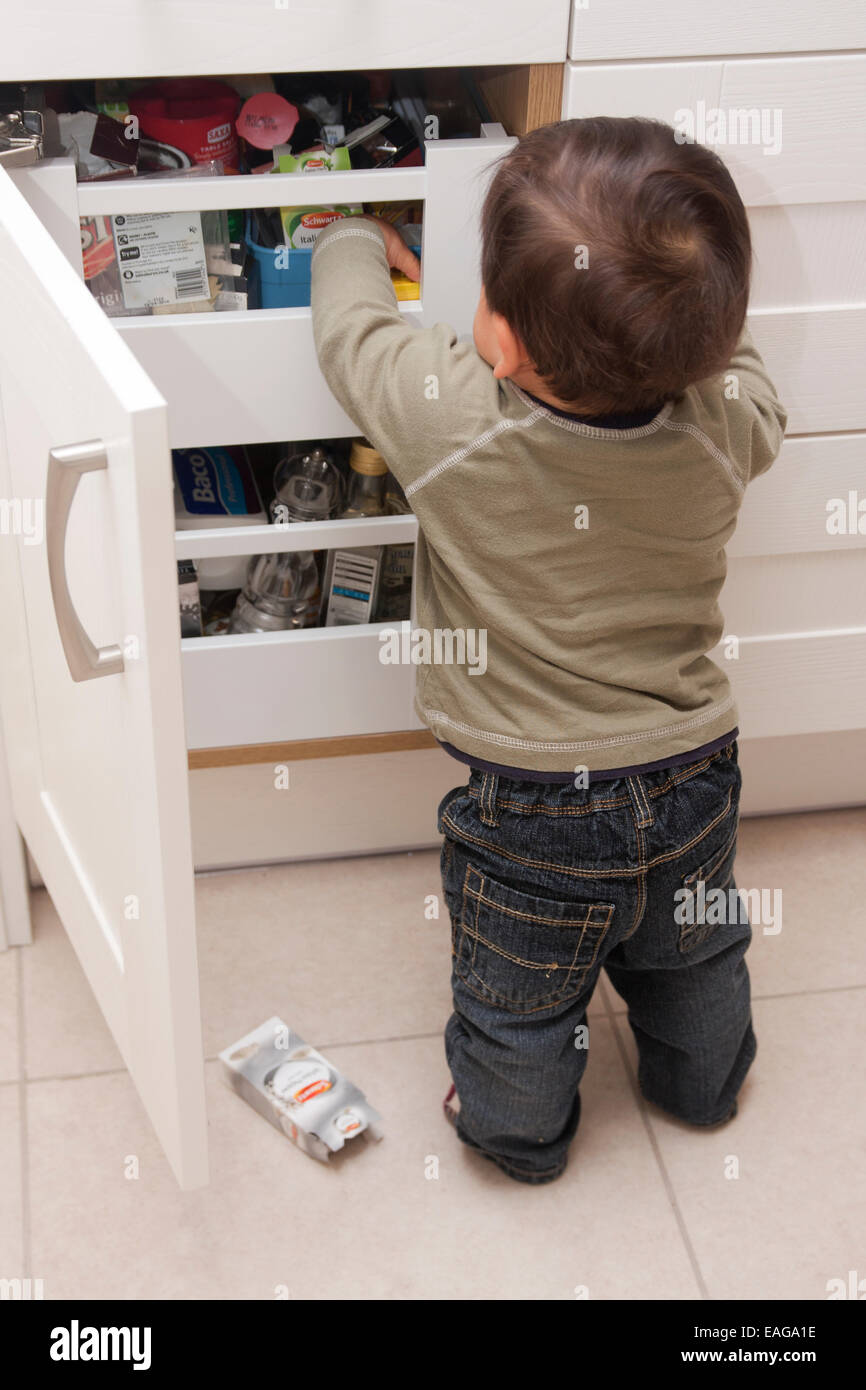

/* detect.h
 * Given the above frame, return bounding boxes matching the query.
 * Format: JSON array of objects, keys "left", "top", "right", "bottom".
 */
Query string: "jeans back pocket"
[
  {"left": 678, "top": 825, "right": 739, "bottom": 954},
  {"left": 454, "top": 862, "right": 615, "bottom": 1015}
]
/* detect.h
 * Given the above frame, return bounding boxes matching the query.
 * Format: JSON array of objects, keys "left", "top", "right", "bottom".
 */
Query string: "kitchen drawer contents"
[
  {"left": 178, "top": 437, "right": 415, "bottom": 639},
  {"left": 236, "top": 91, "right": 299, "bottom": 163},
  {"left": 76, "top": 159, "right": 242, "bottom": 315},
  {"left": 57, "top": 108, "right": 138, "bottom": 179},
  {"left": 2, "top": 66, "right": 487, "bottom": 316},
  {"left": 229, "top": 551, "right": 321, "bottom": 633},
  {"left": 128, "top": 78, "right": 241, "bottom": 171},
  {"left": 246, "top": 197, "right": 421, "bottom": 309},
  {"left": 320, "top": 438, "right": 388, "bottom": 626},
  {"left": 173, "top": 445, "right": 266, "bottom": 590},
  {"left": 277, "top": 144, "right": 363, "bottom": 245},
  {"left": 111, "top": 201, "right": 229, "bottom": 316},
  {"left": 271, "top": 444, "right": 344, "bottom": 523},
  {"left": 229, "top": 445, "right": 342, "bottom": 634},
  {"left": 200, "top": 589, "right": 241, "bottom": 637},
  {"left": 336, "top": 109, "right": 421, "bottom": 169},
  {"left": 0, "top": 108, "right": 50, "bottom": 167},
  {"left": 177, "top": 559, "right": 203, "bottom": 638},
  {"left": 221, "top": 1017, "right": 384, "bottom": 1165}
]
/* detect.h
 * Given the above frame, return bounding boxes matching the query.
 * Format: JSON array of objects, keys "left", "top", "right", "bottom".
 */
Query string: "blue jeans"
[{"left": 437, "top": 742, "right": 756, "bottom": 1184}]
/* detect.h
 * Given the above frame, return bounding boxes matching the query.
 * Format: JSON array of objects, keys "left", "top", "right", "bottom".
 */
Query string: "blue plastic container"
[
  {"left": 245, "top": 217, "right": 421, "bottom": 310},
  {"left": 246, "top": 222, "right": 313, "bottom": 309}
]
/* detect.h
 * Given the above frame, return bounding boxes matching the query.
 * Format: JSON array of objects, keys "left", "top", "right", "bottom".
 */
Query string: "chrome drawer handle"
[{"left": 46, "top": 442, "right": 124, "bottom": 683}]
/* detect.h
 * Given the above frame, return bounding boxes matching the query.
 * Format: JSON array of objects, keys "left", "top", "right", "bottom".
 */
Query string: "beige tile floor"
[{"left": 1, "top": 806, "right": 864, "bottom": 1300}]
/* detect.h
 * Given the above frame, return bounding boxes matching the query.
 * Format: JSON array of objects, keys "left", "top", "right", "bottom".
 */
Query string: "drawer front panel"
[
  {"left": 749, "top": 309, "right": 864, "bottom": 436},
  {"left": 569, "top": 1, "right": 863, "bottom": 62},
  {"left": 562, "top": 56, "right": 866, "bottom": 207},
  {"left": 749, "top": 203, "right": 866, "bottom": 311},
  {"left": 723, "top": 551, "right": 866, "bottom": 636},
  {"left": 2, "top": 3, "right": 571, "bottom": 82},
  {"left": 118, "top": 309, "right": 366, "bottom": 448},
  {"left": 719, "top": 631, "right": 866, "bottom": 739},
  {"left": 181, "top": 627, "right": 422, "bottom": 750},
  {"left": 727, "top": 435, "right": 864, "bottom": 560}
]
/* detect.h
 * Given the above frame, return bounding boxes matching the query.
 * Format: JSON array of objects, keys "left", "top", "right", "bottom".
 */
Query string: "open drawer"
[
  {"left": 16, "top": 124, "right": 514, "bottom": 446},
  {"left": 9, "top": 117, "right": 521, "bottom": 757},
  {"left": 177, "top": 511, "right": 423, "bottom": 749}
]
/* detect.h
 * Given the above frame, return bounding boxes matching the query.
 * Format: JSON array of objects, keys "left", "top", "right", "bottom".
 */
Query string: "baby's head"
[{"left": 474, "top": 117, "right": 751, "bottom": 414}]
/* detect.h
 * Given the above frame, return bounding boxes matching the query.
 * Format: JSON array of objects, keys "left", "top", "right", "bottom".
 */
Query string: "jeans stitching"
[
  {"left": 462, "top": 748, "right": 726, "bottom": 817},
  {"left": 456, "top": 877, "right": 615, "bottom": 1010},
  {"left": 626, "top": 775, "right": 654, "bottom": 828},
  {"left": 464, "top": 883, "right": 614, "bottom": 930},
  {"left": 440, "top": 787, "right": 733, "bottom": 880}
]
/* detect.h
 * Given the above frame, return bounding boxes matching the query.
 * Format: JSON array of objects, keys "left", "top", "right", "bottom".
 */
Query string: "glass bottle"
[
  {"left": 230, "top": 444, "right": 342, "bottom": 633},
  {"left": 228, "top": 551, "right": 320, "bottom": 632},
  {"left": 375, "top": 472, "right": 414, "bottom": 622}
]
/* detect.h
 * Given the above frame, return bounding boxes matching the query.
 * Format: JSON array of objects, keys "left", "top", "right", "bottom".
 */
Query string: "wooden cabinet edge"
[
  {"left": 188, "top": 730, "right": 439, "bottom": 769},
  {"left": 474, "top": 64, "right": 565, "bottom": 135}
]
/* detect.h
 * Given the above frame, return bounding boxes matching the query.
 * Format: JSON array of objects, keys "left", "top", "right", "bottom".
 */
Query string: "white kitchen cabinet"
[
  {"left": 0, "top": 76, "right": 528, "bottom": 1185},
  {"left": 569, "top": 0, "right": 863, "bottom": 61},
  {"left": 3, "top": 3, "right": 571, "bottom": 81},
  {"left": 563, "top": 46, "right": 866, "bottom": 816},
  {"left": 0, "top": 168, "right": 208, "bottom": 1186}
]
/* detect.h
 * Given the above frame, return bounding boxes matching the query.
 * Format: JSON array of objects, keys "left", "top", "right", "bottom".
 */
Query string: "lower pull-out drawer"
[{"left": 181, "top": 623, "right": 421, "bottom": 750}]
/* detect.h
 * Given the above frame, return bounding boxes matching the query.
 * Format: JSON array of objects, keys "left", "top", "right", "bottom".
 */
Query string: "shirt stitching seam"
[
  {"left": 419, "top": 695, "right": 736, "bottom": 752},
  {"left": 311, "top": 226, "right": 385, "bottom": 259},
  {"left": 405, "top": 409, "right": 546, "bottom": 498},
  {"left": 661, "top": 417, "right": 745, "bottom": 493},
  {"left": 508, "top": 382, "right": 675, "bottom": 439}
]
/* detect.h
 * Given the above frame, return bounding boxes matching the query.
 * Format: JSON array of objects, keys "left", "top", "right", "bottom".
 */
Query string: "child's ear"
[{"left": 491, "top": 310, "right": 530, "bottom": 380}]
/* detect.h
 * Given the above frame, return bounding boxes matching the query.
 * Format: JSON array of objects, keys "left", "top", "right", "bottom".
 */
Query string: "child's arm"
[
  {"left": 309, "top": 216, "right": 494, "bottom": 495},
  {"left": 726, "top": 323, "right": 788, "bottom": 483}
]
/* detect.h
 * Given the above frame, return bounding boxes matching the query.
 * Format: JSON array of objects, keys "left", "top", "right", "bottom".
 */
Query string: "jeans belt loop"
[
  {"left": 478, "top": 771, "right": 501, "bottom": 827},
  {"left": 626, "top": 774, "right": 654, "bottom": 829}
]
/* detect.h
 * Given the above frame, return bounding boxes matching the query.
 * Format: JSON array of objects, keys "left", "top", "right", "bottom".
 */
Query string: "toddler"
[{"left": 310, "top": 117, "right": 787, "bottom": 1184}]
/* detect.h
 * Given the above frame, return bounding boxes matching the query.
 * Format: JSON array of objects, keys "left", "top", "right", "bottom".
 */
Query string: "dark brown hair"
[{"left": 480, "top": 117, "right": 751, "bottom": 413}]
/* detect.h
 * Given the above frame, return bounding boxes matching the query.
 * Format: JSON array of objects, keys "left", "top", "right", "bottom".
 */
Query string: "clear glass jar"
[
  {"left": 271, "top": 444, "right": 343, "bottom": 524},
  {"left": 228, "top": 551, "right": 321, "bottom": 633}
]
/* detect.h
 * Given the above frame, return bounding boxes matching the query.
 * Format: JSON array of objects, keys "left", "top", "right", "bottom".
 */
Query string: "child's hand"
[{"left": 360, "top": 214, "right": 421, "bottom": 282}]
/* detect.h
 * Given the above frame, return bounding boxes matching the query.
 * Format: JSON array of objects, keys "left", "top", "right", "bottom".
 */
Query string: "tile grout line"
[
  {"left": 604, "top": 979, "right": 866, "bottom": 1015},
  {"left": 1, "top": 1030, "right": 448, "bottom": 1087},
  {"left": 15, "top": 946, "right": 32, "bottom": 1281},
  {"left": 599, "top": 985, "right": 711, "bottom": 1301},
  {"left": 6, "top": 975, "right": 866, "bottom": 1088}
]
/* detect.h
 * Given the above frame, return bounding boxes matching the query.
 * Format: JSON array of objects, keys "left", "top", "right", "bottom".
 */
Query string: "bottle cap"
[{"left": 349, "top": 439, "right": 388, "bottom": 476}]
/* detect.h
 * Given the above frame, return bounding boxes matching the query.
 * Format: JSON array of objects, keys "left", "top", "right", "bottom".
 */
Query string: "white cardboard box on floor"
[{"left": 220, "top": 1015, "right": 384, "bottom": 1163}]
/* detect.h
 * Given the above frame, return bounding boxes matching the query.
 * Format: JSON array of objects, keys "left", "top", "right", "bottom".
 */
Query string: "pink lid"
[{"left": 236, "top": 93, "right": 299, "bottom": 150}]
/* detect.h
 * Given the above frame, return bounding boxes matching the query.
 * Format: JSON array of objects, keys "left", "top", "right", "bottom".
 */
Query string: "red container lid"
[{"left": 236, "top": 93, "right": 299, "bottom": 150}]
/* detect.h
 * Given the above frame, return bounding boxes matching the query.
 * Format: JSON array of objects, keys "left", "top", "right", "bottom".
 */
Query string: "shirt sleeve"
[
  {"left": 309, "top": 216, "right": 498, "bottom": 496},
  {"left": 726, "top": 323, "right": 788, "bottom": 483}
]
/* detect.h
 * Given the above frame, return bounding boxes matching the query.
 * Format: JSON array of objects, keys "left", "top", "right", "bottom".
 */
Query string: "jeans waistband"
[{"left": 468, "top": 741, "right": 737, "bottom": 823}]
